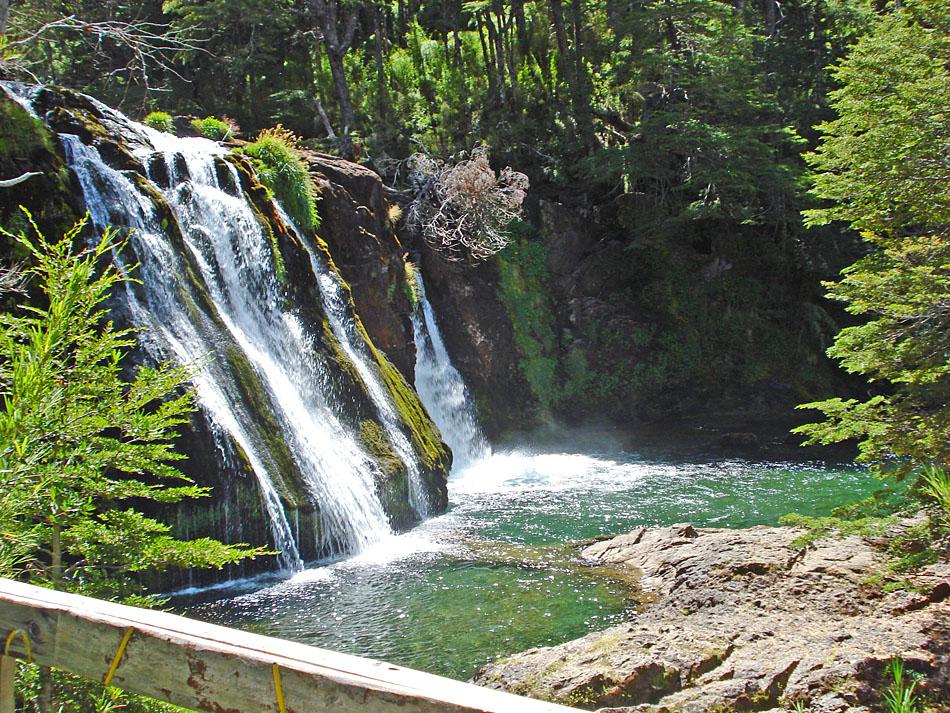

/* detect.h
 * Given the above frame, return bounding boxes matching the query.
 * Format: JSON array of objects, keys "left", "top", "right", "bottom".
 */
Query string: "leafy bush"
[
  {"left": 143, "top": 111, "right": 175, "bottom": 134},
  {"left": 921, "top": 467, "right": 950, "bottom": 529},
  {"left": 0, "top": 211, "right": 264, "bottom": 711},
  {"left": 190, "top": 115, "right": 237, "bottom": 141},
  {"left": 794, "top": 2, "right": 950, "bottom": 471},
  {"left": 0, "top": 211, "right": 264, "bottom": 595},
  {"left": 243, "top": 125, "right": 321, "bottom": 231}
]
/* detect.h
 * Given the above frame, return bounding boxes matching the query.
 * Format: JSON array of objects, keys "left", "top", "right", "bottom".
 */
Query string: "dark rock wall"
[
  {"left": 417, "top": 245, "right": 536, "bottom": 440},
  {"left": 308, "top": 153, "right": 417, "bottom": 380}
]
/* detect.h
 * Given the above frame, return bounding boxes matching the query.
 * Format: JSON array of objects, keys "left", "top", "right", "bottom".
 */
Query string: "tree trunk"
[
  {"left": 37, "top": 667, "right": 54, "bottom": 713},
  {"left": 549, "top": 0, "right": 573, "bottom": 94},
  {"left": 512, "top": 0, "right": 529, "bottom": 56},
  {"left": 483, "top": 12, "right": 506, "bottom": 105},
  {"left": 51, "top": 522, "right": 63, "bottom": 589},
  {"left": 314, "top": 92, "right": 337, "bottom": 138},
  {"left": 326, "top": 48, "right": 356, "bottom": 149},
  {"left": 763, "top": 0, "right": 776, "bottom": 37},
  {"left": 308, "top": 0, "right": 359, "bottom": 158},
  {"left": 37, "top": 522, "right": 62, "bottom": 713},
  {"left": 372, "top": 5, "right": 392, "bottom": 122},
  {"left": 0, "top": 0, "right": 9, "bottom": 37},
  {"left": 475, "top": 14, "right": 498, "bottom": 102},
  {"left": 495, "top": 3, "right": 519, "bottom": 105},
  {"left": 453, "top": 29, "right": 464, "bottom": 76}
]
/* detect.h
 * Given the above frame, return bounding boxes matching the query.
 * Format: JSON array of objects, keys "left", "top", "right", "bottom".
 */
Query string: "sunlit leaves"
[
  {"left": 795, "top": 0, "right": 950, "bottom": 471},
  {"left": 0, "top": 210, "right": 264, "bottom": 595}
]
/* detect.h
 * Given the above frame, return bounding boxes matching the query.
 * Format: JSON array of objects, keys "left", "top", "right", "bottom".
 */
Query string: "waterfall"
[
  {"left": 53, "top": 106, "right": 394, "bottom": 569},
  {"left": 288, "top": 222, "right": 432, "bottom": 518},
  {"left": 412, "top": 273, "right": 490, "bottom": 471}
]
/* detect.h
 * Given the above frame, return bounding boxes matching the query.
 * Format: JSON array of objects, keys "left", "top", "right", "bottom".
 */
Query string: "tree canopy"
[
  {"left": 0, "top": 213, "right": 263, "bottom": 601},
  {"left": 794, "top": 0, "right": 950, "bottom": 469}
]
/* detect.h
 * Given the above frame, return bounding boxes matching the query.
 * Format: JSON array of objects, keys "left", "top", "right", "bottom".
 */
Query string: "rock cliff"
[{"left": 0, "top": 85, "right": 451, "bottom": 581}]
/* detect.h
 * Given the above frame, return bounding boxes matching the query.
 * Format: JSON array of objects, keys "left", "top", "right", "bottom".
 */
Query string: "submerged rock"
[{"left": 474, "top": 524, "right": 949, "bottom": 711}]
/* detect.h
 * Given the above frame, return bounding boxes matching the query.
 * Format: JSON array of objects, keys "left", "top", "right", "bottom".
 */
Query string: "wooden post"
[
  {"left": 0, "top": 578, "right": 580, "bottom": 713},
  {"left": 0, "top": 656, "right": 14, "bottom": 713}
]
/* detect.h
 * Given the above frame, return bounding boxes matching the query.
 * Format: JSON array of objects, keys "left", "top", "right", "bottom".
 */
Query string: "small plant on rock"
[
  {"left": 243, "top": 125, "right": 321, "bottom": 232},
  {"left": 920, "top": 467, "right": 950, "bottom": 530},
  {"left": 387, "top": 203, "right": 403, "bottom": 226},
  {"left": 143, "top": 111, "right": 175, "bottom": 134},
  {"left": 190, "top": 115, "right": 237, "bottom": 141},
  {"left": 883, "top": 658, "right": 921, "bottom": 713}
]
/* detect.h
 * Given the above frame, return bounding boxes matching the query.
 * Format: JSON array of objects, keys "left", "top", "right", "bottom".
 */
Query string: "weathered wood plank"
[
  {"left": 0, "top": 656, "right": 14, "bottom": 713},
  {"left": 0, "top": 578, "right": 580, "bottom": 713}
]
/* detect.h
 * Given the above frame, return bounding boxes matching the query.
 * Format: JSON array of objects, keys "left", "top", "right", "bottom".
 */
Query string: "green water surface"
[{"left": 180, "top": 449, "right": 882, "bottom": 679}]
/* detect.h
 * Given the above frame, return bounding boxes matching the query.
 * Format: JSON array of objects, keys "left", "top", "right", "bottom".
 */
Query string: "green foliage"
[
  {"left": 496, "top": 236, "right": 558, "bottom": 411},
  {"left": 404, "top": 260, "right": 422, "bottom": 308},
  {"left": 882, "top": 658, "right": 922, "bottom": 713},
  {"left": 143, "top": 111, "right": 175, "bottom": 134},
  {"left": 243, "top": 126, "right": 321, "bottom": 232},
  {"left": 190, "top": 115, "right": 236, "bottom": 141},
  {"left": 14, "top": 663, "right": 190, "bottom": 712},
  {"left": 1, "top": 0, "right": 895, "bottom": 432},
  {"left": 780, "top": 480, "right": 913, "bottom": 547},
  {"left": 0, "top": 211, "right": 264, "bottom": 598},
  {"left": 795, "top": 1, "right": 950, "bottom": 472},
  {"left": 0, "top": 95, "right": 54, "bottom": 161},
  {"left": 780, "top": 511, "right": 898, "bottom": 550},
  {"left": 921, "top": 467, "right": 950, "bottom": 530}
]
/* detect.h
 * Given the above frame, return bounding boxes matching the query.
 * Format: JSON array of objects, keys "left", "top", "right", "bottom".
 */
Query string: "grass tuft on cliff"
[
  {"left": 144, "top": 111, "right": 175, "bottom": 134},
  {"left": 190, "top": 115, "right": 237, "bottom": 141},
  {"left": 243, "top": 126, "right": 321, "bottom": 233}
]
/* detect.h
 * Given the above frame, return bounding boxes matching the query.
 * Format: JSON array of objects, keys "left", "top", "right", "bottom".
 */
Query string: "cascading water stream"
[
  {"left": 50, "top": 103, "right": 394, "bottom": 569},
  {"left": 411, "top": 274, "right": 490, "bottom": 471},
  {"left": 278, "top": 209, "right": 431, "bottom": 518}
]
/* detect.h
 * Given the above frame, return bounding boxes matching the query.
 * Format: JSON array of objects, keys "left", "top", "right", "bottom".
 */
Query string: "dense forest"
[
  {"left": 0, "top": 0, "right": 947, "bottom": 710},
  {"left": 1, "top": 0, "right": 911, "bottom": 425}
]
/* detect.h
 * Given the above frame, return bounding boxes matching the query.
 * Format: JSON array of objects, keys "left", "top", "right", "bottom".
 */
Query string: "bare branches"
[
  {"left": 406, "top": 147, "right": 529, "bottom": 262},
  {"left": 0, "top": 263, "right": 26, "bottom": 295},
  {"left": 0, "top": 172, "right": 40, "bottom": 188},
  {"left": 1, "top": 13, "right": 205, "bottom": 91}
]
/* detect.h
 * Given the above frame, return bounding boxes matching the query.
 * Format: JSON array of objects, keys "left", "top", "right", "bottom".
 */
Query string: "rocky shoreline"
[{"left": 474, "top": 523, "right": 949, "bottom": 712}]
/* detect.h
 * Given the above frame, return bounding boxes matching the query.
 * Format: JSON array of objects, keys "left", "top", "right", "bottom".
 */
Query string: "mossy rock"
[
  {"left": 0, "top": 92, "right": 80, "bottom": 250},
  {"left": 222, "top": 344, "right": 308, "bottom": 507},
  {"left": 360, "top": 419, "right": 416, "bottom": 529}
]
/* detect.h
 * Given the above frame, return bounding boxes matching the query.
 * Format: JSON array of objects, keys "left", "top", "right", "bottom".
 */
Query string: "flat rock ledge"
[{"left": 473, "top": 524, "right": 949, "bottom": 712}]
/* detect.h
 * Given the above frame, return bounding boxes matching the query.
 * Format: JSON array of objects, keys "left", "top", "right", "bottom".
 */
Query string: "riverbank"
[{"left": 474, "top": 521, "right": 949, "bottom": 711}]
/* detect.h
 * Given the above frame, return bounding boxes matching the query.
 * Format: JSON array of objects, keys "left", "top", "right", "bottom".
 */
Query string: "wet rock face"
[
  {"left": 2, "top": 86, "right": 452, "bottom": 582},
  {"left": 0, "top": 90, "right": 82, "bottom": 244},
  {"left": 474, "top": 524, "right": 950, "bottom": 712},
  {"left": 416, "top": 246, "right": 536, "bottom": 439},
  {"left": 307, "top": 152, "right": 417, "bottom": 380}
]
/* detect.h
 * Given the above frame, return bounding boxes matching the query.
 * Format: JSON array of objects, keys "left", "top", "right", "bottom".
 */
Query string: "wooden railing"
[{"left": 0, "top": 578, "right": 580, "bottom": 712}]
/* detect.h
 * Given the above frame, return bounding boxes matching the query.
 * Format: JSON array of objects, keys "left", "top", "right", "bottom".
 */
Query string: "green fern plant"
[
  {"left": 243, "top": 125, "right": 321, "bottom": 231},
  {"left": 190, "top": 115, "right": 237, "bottom": 141},
  {"left": 143, "top": 111, "right": 175, "bottom": 134}
]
